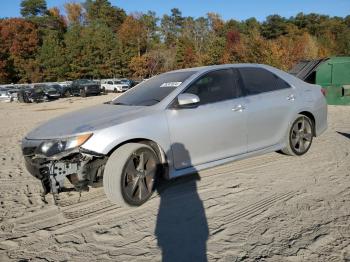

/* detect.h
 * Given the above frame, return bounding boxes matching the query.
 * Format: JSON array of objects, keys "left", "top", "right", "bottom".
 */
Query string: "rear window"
[
  {"left": 112, "top": 71, "right": 196, "bottom": 106},
  {"left": 239, "top": 67, "right": 290, "bottom": 95}
]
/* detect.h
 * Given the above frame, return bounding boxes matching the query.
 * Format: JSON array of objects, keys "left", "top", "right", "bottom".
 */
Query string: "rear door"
[
  {"left": 166, "top": 68, "right": 247, "bottom": 169},
  {"left": 239, "top": 67, "right": 296, "bottom": 152}
]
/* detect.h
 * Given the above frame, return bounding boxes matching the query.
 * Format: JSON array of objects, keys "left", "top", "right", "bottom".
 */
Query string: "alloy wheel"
[
  {"left": 121, "top": 148, "right": 157, "bottom": 204},
  {"left": 290, "top": 116, "right": 313, "bottom": 154}
]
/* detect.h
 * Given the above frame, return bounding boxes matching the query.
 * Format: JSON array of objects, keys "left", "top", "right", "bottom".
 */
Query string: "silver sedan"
[{"left": 22, "top": 64, "right": 327, "bottom": 206}]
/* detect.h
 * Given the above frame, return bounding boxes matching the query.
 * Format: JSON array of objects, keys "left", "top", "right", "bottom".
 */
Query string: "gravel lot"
[{"left": 0, "top": 95, "right": 349, "bottom": 261}]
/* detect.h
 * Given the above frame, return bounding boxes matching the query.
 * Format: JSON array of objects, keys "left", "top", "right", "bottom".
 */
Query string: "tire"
[
  {"left": 80, "top": 89, "right": 87, "bottom": 97},
  {"left": 103, "top": 143, "right": 160, "bottom": 206},
  {"left": 113, "top": 88, "right": 117, "bottom": 93},
  {"left": 18, "top": 91, "right": 27, "bottom": 103},
  {"left": 64, "top": 90, "right": 71, "bottom": 97},
  {"left": 282, "top": 114, "right": 314, "bottom": 156}
]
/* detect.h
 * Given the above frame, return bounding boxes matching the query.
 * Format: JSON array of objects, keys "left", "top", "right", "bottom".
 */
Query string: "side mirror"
[{"left": 177, "top": 93, "right": 200, "bottom": 107}]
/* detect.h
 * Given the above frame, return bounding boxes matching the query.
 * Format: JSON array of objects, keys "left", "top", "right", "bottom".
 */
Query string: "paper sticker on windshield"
[{"left": 160, "top": 82, "right": 182, "bottom": 87}]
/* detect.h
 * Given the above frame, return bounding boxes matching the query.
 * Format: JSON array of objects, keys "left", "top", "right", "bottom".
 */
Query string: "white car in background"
[
  {"left": 101, "top": 79, "right": 129, "bottom": 93},
  {"left": 0, "top": 88, "right": 18, "bottom": 102},
  {"left": 0, "top": 88, "right": 11, "bottom": 102}
]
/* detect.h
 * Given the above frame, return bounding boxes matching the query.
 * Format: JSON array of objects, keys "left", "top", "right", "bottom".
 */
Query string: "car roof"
[
  {"left": 169, "top": 63, "right": 267, "bottom": 74},
  {"left": 169, "top": 63, "right": 305, "bottom": 87}
]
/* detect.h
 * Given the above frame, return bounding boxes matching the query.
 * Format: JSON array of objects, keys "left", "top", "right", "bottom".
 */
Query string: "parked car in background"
[
  {"left": 120, "top": 78, "right": 136, "bottom": 88},
  {"left": 71, "top": 79, "right": 101, "bottom": 97},
  {"left": 50, "top": 84, "right": 65, "bottom": 97},
  {"left": 0, "top": 88, "right": 12, "bottom": 102},
  {"left": 132, "top": 80, "right": 142, "bottom": 86},
  {"left": 34, "top": 84, "right": 60, "bottom": 100},
  {"left": 8, "top": 88, "right": 20, "bottom": 102},
  {"left": 50, "top": 83, "right": 76, "bottom": 97},
  {"left": 18, "top": 86, "right": 45, "bottom": 103},
  {"left": 21, "top": 64, "right": 327, "bottom": 207},
  {"left": 101, "top": 79, "right": 129, "bottom": 93}
]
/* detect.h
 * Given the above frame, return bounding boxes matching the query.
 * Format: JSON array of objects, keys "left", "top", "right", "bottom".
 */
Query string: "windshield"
[
  {"left": 51, "top": 85, "right": 62, "bottom": 89},
  {"left": 111, "top": 71, "right": 195, "bottom": 106}
]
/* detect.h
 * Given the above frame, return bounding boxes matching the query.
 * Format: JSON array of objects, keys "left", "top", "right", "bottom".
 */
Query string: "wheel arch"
[
  {"left": 298, "top": 111, "right": 316, "bottom": 136},
  {"left": 106, "top": 138, "right": 170, "bottom": 178}
]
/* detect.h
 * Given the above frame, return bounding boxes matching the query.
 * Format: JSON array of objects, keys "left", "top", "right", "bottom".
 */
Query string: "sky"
[{"left": 1, "top": 0, "right": 349, "bottom": 21}]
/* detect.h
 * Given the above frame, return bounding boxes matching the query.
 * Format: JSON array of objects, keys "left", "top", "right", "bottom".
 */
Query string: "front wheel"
[
  {"left": 282, "top": 115, "right": 314, "bottom": 156},
  {"left": 80, "top": 89, "right": 87, "bottom": 97},
  {"left": 103, "top": 143, "right": 160, "bottom": 206},
  {"left": 64, "top": 90, "right": 71, "bottom": 97}
]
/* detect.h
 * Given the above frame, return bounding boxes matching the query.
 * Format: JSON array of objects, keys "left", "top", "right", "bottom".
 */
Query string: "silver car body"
[{"left": 23, "top": 64, "right": 327, "bottom": 183}]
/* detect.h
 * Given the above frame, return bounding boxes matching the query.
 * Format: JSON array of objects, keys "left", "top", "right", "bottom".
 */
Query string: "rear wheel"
[
  {"left": 103, "top": 143, "right": 160, "bottom": 206},
  {"left": 282, "top": 115, "right": 313, "bottom": 156}
]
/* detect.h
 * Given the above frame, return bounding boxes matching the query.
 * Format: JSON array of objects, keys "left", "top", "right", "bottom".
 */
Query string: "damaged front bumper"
[{"left": 22, "top": 138, "right": 107, "bottom": 197}]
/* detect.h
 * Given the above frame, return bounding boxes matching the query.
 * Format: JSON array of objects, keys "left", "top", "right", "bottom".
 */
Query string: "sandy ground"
[{"left": 0, "top": 94, "right": 349, "bottom": 262}]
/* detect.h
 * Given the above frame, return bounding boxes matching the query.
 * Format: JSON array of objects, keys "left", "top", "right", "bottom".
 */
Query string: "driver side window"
[{"left": 185, "top": 68, "right": 242, "bottom": 105}]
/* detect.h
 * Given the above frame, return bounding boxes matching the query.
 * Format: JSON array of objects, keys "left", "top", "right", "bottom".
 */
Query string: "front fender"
[{"left": 81, "top": 111, "right": 172, "bottom": 159}]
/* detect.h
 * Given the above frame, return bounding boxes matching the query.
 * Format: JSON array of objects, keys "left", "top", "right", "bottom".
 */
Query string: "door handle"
[
  {"left": 232, "top": 104, "right": 245, "bottom": 112},
  {"left": 287, "top": 94, "right": 295, "bottom": 101}
]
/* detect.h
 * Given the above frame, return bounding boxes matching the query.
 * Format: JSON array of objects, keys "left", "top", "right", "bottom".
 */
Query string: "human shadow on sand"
[{"left": 155, "top": 143, "right": 209, "bottom": 262}]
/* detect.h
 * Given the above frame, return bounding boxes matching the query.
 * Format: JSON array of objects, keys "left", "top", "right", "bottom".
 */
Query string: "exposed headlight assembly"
[{"left": 36, "top": 133, "right": 92, "bottom": 157}]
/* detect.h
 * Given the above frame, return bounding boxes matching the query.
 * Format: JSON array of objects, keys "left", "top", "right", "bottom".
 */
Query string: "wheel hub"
[
  {"left": 291, "top": 117, "right": 313, "bottom": 154},
  {"left": 122, "top": 148, "right": 157, "bottom": 203}
]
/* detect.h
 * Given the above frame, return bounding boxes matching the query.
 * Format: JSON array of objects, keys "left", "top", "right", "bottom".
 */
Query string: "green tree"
[
  {"left": 140, "top": 11, "right": 160, "bottom": 51},
  {"left": 64, "top": 22, "right": 117, "bottom": 79},
  {"left": 262, "top": 15, "right": 288, "bottom": 39},
  {"left": 38, "top": 30, "right": 67, "bottom": 81},
  {"left": 182, "top": 16, "right": 210, "bottom": 55},
  {"left": 161, "top": 8, "right": 184, "bottom": 46},
  {"left": 241, "top": 17, "right": 261, "bottom": 34},
  {"left": 84, "top": 0, "right": 126, "bottom": 31},
  {"left": 20, "top": 0, "right": 47, "bottom": 17},
  {"left": 175, "top": 37, "right": 197, "bottom": 68}
]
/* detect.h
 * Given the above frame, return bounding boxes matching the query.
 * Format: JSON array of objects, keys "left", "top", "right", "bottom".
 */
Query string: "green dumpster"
[{"left": 290, "top": 56, "right": 350, "bottom": 105}]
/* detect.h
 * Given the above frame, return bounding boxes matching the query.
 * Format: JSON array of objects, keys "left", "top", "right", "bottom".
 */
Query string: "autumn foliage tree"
[
  {"left": 1, "top": 0, "right": 350, "bottom": 84},
  {"left": 64, "top": 2, "right": 84, "bottom": 25},
  {"left": 0, "top": 18, "right": 40, "bottom": 82}
]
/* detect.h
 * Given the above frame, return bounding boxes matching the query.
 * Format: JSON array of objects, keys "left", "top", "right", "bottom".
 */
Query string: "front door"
[{"left": 166, "top": 68, "right": 247, "bottom": 169}]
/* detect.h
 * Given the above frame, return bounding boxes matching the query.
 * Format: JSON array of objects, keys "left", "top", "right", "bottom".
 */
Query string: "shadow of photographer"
[{"left": 155, "top": 143, "right": 209, "bottom": 262}]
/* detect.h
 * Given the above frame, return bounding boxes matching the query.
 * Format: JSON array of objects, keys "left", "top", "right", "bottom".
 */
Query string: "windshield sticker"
[{"left": 160, "top": 82, "right": 182, "bottom": 87}]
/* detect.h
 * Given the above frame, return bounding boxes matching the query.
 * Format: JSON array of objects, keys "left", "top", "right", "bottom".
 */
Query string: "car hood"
[{"left": 26, "top": 104, "right": 148, "bottom": 139}]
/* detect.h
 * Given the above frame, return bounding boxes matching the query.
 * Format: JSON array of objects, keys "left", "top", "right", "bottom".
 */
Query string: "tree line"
[{"left": 0, "top": 0, "right": 349, "bottom": 84}]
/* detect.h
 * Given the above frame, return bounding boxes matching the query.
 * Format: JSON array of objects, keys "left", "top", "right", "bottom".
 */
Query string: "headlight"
[{"left": 36, "top": 133, "right": 92, "bottom": 157}]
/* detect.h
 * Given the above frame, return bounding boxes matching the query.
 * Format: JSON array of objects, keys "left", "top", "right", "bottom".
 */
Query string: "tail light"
[{"left": 321, "top": 88, "right": 327, "bottom": 96}]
